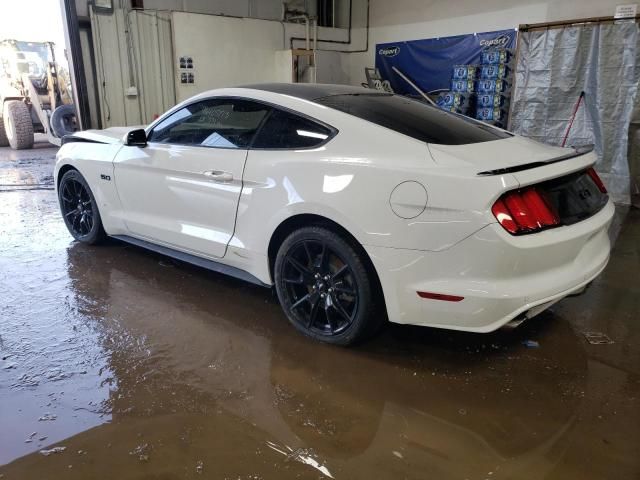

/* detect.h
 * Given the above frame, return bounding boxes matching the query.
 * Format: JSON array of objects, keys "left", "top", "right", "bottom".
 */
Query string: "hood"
[{"left": 70, "top": 126, "right": 145, "bottom": 145}]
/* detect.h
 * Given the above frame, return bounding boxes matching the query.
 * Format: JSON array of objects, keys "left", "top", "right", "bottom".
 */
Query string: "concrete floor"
[{"left": 0, "top": 137, "right": 639, "bottom": 480}]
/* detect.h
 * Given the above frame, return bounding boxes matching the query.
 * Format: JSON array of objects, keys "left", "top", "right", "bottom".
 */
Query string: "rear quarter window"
[
  {"left": 316, "top": 94, "right": 511, "bottom": 146},
  {"left": 251, "top": 109, "right": 333, "bottom": 149}
]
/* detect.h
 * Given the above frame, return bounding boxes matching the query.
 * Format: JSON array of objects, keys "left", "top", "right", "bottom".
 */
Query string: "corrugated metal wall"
[{"left": 91, "top": 8, "right": 175, "bottom": 127}]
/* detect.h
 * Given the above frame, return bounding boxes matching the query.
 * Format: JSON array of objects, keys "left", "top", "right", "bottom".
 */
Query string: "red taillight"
[
  {"left": 587, "top": 167, "right": 607, "bottom": 193},
  {"left": 492, "top": 187, "right": 559, "bottom": 235}
]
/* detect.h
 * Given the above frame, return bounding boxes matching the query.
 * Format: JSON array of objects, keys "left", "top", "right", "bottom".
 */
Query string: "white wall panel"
[
  {"left": 171, "top": 12, "right": 286, "bottom": 101},
  {"left": 171, "top": 11, "right": 354, "bottom": 101},
  {"left": 316, "top": 50, "right": 350, "bottom": 84}
]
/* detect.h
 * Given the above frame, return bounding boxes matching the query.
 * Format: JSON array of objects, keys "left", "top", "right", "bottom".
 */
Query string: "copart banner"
[{"left": 375, "top": 29, "right": 517, "bottom": 95}]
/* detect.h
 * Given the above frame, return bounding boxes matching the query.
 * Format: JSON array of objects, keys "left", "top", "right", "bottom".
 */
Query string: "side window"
[
  {"left": 251, "top": 109, "right": 333, "bottom": 149},
  {"left": 148, "top": 99, "right": 270, "bottom": 148}
]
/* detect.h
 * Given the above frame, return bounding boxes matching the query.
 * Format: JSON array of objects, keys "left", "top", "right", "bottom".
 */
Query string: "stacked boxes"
[
  {"left": 436, "top": 91, "right": 473, "bottom": 114},
  {"left": 474, "top": 49, "right": 512, "bottom": 128},
  {"left": 436, "top": 64, "right": 477, "bottom": 115},
  {"left": 435, "top": 48, "right": 513, "bottom": 128}
]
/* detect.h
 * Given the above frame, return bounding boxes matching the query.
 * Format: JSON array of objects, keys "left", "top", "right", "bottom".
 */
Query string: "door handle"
[{"left": 202, "top": 170, "right": 233, "bottom": 183}]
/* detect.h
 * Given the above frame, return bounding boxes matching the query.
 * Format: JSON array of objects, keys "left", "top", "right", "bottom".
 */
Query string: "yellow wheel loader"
[{"left": 0, "top": 39, "right": 78, "bottom": 149}]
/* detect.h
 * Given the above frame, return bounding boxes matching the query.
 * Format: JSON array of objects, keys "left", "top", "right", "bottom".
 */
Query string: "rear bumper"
[{"left": 366, "top": 200, "right": 614, "bottom": 332}]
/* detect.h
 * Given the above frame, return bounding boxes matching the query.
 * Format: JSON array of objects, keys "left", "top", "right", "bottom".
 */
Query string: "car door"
[{"left": 113, "top": 97, "right": 270, "bottom": 258}]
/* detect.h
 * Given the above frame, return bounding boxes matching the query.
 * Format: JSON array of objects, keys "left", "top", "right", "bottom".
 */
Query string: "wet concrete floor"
[{"left": 0, "top": 138, "right": 639, "bottom": 479}]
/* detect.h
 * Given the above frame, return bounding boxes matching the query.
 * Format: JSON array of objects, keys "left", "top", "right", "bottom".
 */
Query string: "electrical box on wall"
[{"left": 177, "top": 55, "right": 195, "bottom": 85}]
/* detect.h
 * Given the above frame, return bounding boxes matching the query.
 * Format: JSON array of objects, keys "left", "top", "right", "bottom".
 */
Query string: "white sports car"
[{"left": 55, "top": 84, "right": 614, "bottom": 345}]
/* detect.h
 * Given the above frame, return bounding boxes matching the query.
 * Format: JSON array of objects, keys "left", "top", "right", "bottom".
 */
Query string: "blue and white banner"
[{"left": 375, "top": 29, "right": 517, "bottom": 96}]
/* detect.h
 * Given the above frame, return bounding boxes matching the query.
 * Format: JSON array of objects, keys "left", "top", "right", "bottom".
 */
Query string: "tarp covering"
[
  {"left": 510, "top": 23, "right": 640, "bottom": 205},
  {"left": 375, "top": 29, "right": 517, "bottom": 95}
]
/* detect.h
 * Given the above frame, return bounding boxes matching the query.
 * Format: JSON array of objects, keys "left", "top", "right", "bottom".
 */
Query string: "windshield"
[
  {"left": 316, "top": 93, "right": 511, "bottom": 146},
  {"left": 0, "top": 41, "right": 51, "bottom": 78},
  {"left": 14, "top": 41, "right": 51, "bottom": 63}
]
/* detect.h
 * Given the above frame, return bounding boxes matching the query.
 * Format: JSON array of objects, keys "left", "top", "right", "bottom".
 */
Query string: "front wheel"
[
  {"left": 3, "top": 100, "right": 34, "bottom": 150},
  {"left": 0, "top": 116, "right": 9, "bottom": 147},
  {"left": 58, "top": 169, "right": 107, "bottom": 244},
  {"left": 274, "top": 226, "right": 382, "bottom": 346}
]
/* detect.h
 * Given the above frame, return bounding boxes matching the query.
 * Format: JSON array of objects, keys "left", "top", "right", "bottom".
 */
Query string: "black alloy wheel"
[
  {"left": 58, "top": 170, "right": 106, "bottom": 244},
  {"left": 283, "top": 238, "right": 359, "bottom": 335},
  {"left": 275, "top": 226, "right": 382, "bottom": 345}
]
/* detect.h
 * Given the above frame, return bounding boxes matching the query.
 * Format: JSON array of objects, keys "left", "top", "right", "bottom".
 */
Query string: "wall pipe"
[
  {"left": 313, "top": 17, "right": 318, "bottom": 50},
  {"left": 289, "top": 0, "right": 370, "bottom": 54},
  {"left": 287, "top": 13, "right": 311, "bottom": 50}
]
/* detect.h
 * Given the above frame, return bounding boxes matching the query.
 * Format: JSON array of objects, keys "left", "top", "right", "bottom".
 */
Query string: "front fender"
[{"left": 55, "top": 142, "right": 126, "bottom": 234}]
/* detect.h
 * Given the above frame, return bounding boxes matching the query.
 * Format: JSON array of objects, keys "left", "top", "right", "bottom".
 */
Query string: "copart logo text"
[
  {"left": 378, "top": 46, "right": 400, "bottom": 57},
  {"left": 480, "top": 34, "right": 511, "bottom": 48}
]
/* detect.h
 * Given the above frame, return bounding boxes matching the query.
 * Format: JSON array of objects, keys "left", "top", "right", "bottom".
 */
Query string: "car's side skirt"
[{"left": 111, "top": 235, "right": 270, "bottom": 288}]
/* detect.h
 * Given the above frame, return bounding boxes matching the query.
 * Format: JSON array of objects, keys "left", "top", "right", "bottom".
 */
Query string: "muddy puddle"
[{"left": 0, "top": 144, "right": 639, "bottom": 479}]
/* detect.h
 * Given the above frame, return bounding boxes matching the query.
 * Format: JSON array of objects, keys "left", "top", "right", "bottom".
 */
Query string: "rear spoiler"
[{"left": 477, "top": 144, "right": 595, "bottom": 176}]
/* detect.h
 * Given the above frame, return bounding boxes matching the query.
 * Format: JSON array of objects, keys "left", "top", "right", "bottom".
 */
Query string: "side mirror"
[{"left": 126, "top": 128, "right": 147, "bottom": 147}]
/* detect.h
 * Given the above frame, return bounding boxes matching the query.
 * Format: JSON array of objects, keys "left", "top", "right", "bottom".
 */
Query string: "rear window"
[{"left": 316, "top": 93, "right": 511, "bottom": 145}]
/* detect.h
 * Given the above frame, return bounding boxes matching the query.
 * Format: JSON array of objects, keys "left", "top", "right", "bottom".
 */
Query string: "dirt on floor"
[{"left": 0, "top": 138, "right": 639, "bottom": 480}]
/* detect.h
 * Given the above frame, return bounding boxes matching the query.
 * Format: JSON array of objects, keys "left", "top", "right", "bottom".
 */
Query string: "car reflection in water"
[{"left": 2, "top": 240, "right": 587, "bottom": 479}]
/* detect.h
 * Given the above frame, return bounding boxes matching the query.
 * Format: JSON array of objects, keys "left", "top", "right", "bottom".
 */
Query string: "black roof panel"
[{"left": 241, "top": 83, "right": 387, "bottom": 101}]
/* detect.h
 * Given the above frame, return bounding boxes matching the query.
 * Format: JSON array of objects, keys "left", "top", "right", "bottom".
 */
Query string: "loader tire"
[
  {"left": 3, "top": 100, "right": 34, "bottom": 150},
  {"left": 0, "top": 115, "right": 8, "bottom": 147}
]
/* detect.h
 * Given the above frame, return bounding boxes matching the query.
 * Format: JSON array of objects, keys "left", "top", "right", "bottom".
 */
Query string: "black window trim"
[{"left": 145, "top": 96, "right": 339, "bottom": 151}]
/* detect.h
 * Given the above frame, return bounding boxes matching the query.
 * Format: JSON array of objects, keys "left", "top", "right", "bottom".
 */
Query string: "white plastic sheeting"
[{"left": 510, "top": 22, "right": 640, "bottom": 204}]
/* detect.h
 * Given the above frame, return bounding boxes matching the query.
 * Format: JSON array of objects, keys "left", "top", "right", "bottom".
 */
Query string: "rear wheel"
[
  {"left": 274, "top": 226, "right": 381, "bottom": 346},
  {"left": 3, "top": 100, "right": 34, "bottom": 150},
  {"left": 58, "top": 169, "right": 106, "bottom": 244}
]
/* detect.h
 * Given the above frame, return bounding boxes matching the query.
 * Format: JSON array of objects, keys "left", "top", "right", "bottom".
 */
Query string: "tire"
[
  {"left": 0, "top": 116, "right": 9, "bottom": 147},
  {"left": 50, "top": 104, "right": 77, "bottom": 138},
  {"left": 3, "top": 100, "right": 34, "bottom": 150},
  {"left": 58, "top": 169, "right": 107, "bottom": 245},
  {"left": 274, "top": 226, "right": 382, "bottom": 346}
]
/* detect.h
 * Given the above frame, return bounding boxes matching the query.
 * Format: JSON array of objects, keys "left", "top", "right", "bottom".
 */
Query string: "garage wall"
[
  {"left": 91, "top": 8, "right": 175, "bottom": 127},
  {"left": 171, "top": 12, "right": 283, "bottom": 101},
  {"left": 142, "top": 0, "right": 283, "bottom": 19},
  {"left": 76, "top": 0, "right": 325, "bottom": 24},
  {"left": 171, "top": 12, "right": 351, "bottom": 102},
  {"left": 346, "top": 0, "right": 631, "bottom": 85}
]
